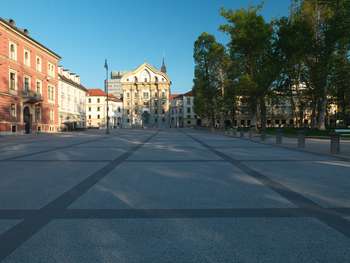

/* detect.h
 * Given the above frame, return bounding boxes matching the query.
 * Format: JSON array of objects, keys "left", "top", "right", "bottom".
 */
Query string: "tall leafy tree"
[
  {"left": 295, "top": 0, "right": 350, "bottom": 129},
  {"left": 220, "top": 6, "right": 282, "bottom": 130},
  {"left": 193, "top": 32, "right": 227, "bottom": 127}
]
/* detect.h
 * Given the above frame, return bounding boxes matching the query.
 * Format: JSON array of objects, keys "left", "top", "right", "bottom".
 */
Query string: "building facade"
[
  {"left": 170, "top": 91, "right": 197, "bottom": 128},
  {"left": 119, "top": 63, "right": 171, "bottom": 128},
  {"left": 58, "top": 66, "right": 87, "bottom": 131},
  {"left": 107, "top": 71, "right": 127, "bottom": 99},
  {"left": 86, "top": 89, "right": 122, "bottom": 129},
  {"left": 0, "top": 18, "right": 60, "bottom": 134}
]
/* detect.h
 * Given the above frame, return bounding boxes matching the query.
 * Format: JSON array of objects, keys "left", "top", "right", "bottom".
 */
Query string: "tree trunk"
[
  {"left": 259, "top": 97, "right": 267, "bottom": 130},
  {"left": 317, "top": 97, "right": 327, "bottom": 130}
]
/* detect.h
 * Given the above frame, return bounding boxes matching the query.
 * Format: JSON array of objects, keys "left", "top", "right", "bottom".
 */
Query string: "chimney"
[
  {"left": 23, "top": 29, "right": 29, "bottom": 35},
  {"left": 8, "top": 19, "right": 15, "bottom": 26}
]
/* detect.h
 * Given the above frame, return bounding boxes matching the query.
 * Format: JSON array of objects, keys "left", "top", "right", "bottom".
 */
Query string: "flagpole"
[{"left": 105, "top": 59, "right": 110, "bottom": 134}]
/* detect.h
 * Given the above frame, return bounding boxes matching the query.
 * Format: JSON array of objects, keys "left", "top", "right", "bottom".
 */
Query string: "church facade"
[{"left": 119, "top": 62, "right": 171, "bottom": 128}]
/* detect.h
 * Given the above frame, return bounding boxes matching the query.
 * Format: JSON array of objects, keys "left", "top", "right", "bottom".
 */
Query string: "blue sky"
[{"left": 1, "top": 0, "right": 290, "bottom": 93}]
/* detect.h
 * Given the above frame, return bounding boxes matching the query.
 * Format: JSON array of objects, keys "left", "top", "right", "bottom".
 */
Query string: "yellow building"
[{"left": 120, "top": 62, "right": 171, "bottom": 128}]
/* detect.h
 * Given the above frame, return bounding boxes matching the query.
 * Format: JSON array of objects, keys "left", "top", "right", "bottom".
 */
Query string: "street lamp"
[{"left": 104, "top": 59, "right": 110, "bottom": 134}]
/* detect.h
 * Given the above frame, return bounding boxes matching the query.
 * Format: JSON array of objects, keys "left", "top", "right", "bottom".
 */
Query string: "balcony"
[{"left": 22, "top": 90, "right": 43, "bottom": 103}]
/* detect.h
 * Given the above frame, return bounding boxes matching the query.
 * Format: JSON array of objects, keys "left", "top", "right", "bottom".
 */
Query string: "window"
[
  {"left": 88, "top": 115, "right": 91, "bottom": 119},
  {"left": 155, "top": 109, "right": 158, "bottom": 114},
  {"left": 9, "top": 42, "right": 17, "bottom": 60},
  {"left": 134, "top": 76, "right": 138, "bottom": 82},
  {"left": 187, "top": 97, "right": 191, "bottom": 105},
  {"left": 97, "top": 114, "right": 100, "bottom": 119},
  {"left": 48, "top": 62, "right": 55, "bottom": 78},
  {"left": 97, "top": 98, "right": 100, "bottom": 103},
  {"left": 50, "top": 109, "right": 54, "bottom": 122},
  {"left": 89, "top": 107, "right": 91, "bottom": 112},
  {"left": 126, "top": 92, "right": 130, "bottom": 98},
  {"left": 134, "top": 109, "right": 137, "bottom": 114},
  {"left": 155, "top": 76, "right": 158, "bottom": 82},
  {"left": 162, "top": 91, "right": 165, "bottom": 98},
  {"left": 127, "top": 109, "right": 130, "bottom": 114},
  {"left": 187, "top": 107, "right": 191, "bottom": 114},
  {"left": 9, "top": 70, "right": 17, "bottom": 91},
  {"left": 88, "top": 98, "right": 91, "bottom": 103},
  {"left": 48, "top": 85, "right": 55, "bottom": 102},
  {"left": 117, "top": 107, "right": 121, "bottom": 113},
  {"left": 97, "top": 107, "right": 100, "bottom": 112},
  {"left": 143, "top": 92, "right": 149, "bottom": 99},
  {"left": 162, "top": 109, "right": 165, "bottom": 114},
  {"left": 24, "top": 76, "right": 31, "bottom": 92},
  {"left": 35, "top": 106, "right": 41, "bottom": 122},
  {"left": 36, "top": 80, "right": 42, "bottom": 95},
  {"left": 10, "top": 104, "right": 16, "bottom": 117},
  {"left": 24, "top": 49, "right": 31, "bottom": 66},
  {"left": 36, "top": 56, "right": 42, "bottom": 72}
]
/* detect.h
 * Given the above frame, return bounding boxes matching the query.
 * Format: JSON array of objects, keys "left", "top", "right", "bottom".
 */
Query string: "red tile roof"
[
  {"left": 108, "top": 94, "right": 123, "bottom": 102},
  {"left": 87, "top": 89, "right": 106, "bottom": 96},
  {"left": 183, "top": 90, "right": 193, "bottom": 96},
  {"left": 169, "top": 93, "right": 181, "bottom": 101},
  {"left": 170, "top": 90, "right": 193, "bottom": 100}
]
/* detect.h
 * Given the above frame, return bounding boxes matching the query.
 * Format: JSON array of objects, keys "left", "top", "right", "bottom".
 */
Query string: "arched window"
[
  {"left": 9, "top": 42, "right": 17, "bottom": 60},
  {"left": 134, "top": 76, "right": 138, "bottom": 83}
]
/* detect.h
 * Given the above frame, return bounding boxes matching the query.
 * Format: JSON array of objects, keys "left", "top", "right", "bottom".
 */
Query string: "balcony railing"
[{"left": 22, "top": 90, "right": 43, "bottom": 103}]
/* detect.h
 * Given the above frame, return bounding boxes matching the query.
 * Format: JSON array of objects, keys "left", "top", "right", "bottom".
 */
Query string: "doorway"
[{"left": 23, "top": 106, "right": 31, "bottom": 134}]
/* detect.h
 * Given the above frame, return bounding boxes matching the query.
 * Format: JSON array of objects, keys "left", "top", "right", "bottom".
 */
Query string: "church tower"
[{"left": 160, "top": 58, "right": 167, "bottom": 74}]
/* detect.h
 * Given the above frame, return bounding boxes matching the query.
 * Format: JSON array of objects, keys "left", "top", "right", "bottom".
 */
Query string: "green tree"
[
  {"left": 295, "top": 0, "right": 350, "bottom": 129},
  {"left": 220, "top": 5, "right": 282, "bottom": 130},
  {"left": 193, "top": 32, "right": 227, "bottom": 128}
]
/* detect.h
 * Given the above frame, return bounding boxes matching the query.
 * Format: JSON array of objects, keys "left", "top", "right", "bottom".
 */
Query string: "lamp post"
[{"left": 104, "top": 59, "right": 110, "bottom": 134}]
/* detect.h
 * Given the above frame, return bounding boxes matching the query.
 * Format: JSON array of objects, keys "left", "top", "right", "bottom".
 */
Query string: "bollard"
[
  {"left": 297, "top": 130, "right": 305, "bottom": 148},
  {"left": 276, "top": 129, "right": 282, "bottom": 144},
  {"left": 240, "top": 130, "right": 244, "bottom": 138},
  {"left": 232, "top": 129, "right": 237, "bottom": 137},
  {"left": 261, "top": 131, "right": 266, "bottom": 141},
  {"left": 330, "top": 132, "right": 340, "bottom": 154}
]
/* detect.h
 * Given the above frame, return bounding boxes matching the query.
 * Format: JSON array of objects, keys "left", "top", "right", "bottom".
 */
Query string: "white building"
[
  {"left": 119, "top": 62, "right": 171, "bottom": 128},
  {"left": 86, "top": 89, "right": 123, "bottom": 129},
  {"left": 58, "top": 67, "right": 87, "bottom": 131},
  {"left": 170, "top": 91, "right": 197, "bottom": 128}
]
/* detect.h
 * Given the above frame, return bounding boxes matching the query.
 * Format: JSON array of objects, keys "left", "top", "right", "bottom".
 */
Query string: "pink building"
[{"left": 0, "top": 18, "right": 61, "bottom": 134}]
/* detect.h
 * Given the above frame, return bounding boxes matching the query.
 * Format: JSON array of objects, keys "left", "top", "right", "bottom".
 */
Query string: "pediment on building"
[{"left": 121, "top": 63, "right": 170, "bottom": 83}]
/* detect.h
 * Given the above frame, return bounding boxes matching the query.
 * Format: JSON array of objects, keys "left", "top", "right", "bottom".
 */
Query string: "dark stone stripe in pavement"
[
  {"left": 0, "top": 159, "right": 333, "bottom": 163},
  {"left": 0, "top": 159, "right": 112, "bottom": 163},
  {"left": 1, "top": 207, "right": 350, "bottom": 220},
  {"left": 125, "top": 159, "right": 227, "bottom": 163},
  {"left": 0, "top": 131, "right": 159, "bottom": 261},
  {"left": 58, "top": 208, "right": 311, "bottom": 219},
  {"left": 184, "top": 131, "right": 350, "bottom": 239}
]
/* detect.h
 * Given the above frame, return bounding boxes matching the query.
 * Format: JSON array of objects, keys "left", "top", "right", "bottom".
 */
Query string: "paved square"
[{"left": 0, "top": 129, "right": 350, "bottom": 262}]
